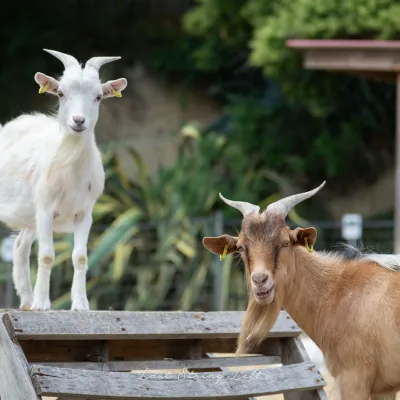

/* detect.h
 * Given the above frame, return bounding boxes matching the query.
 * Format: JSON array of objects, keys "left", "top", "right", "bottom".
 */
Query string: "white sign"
[
  {"left": 1, "top": 235, "right": 15, "bottom": 263},
  {"left": 341, "top": 214, "right": 363, "bottom": 241}
]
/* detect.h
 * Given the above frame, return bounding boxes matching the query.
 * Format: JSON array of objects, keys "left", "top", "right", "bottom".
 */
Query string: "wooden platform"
[{"left": 0, "top": 310, "right": 327, "bottom": 399}]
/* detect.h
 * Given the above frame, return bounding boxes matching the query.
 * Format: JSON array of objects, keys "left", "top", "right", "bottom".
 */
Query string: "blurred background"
[{"left": 0, "top": 0, "right": 398, "bottom": 311}]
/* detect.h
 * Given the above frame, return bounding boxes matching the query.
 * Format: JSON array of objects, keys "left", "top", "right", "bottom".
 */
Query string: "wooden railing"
[{"left": 0, "top": 310, "right": 327, "bottom": 399}]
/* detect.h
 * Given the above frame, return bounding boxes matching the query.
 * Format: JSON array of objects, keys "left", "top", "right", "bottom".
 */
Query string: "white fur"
[
  {"left": 320, "top": 245, "right": 400, "bottom": 272},
  {"left": 363, "top": 254, "right": 400, "bottom": 271},
  {"left": 1, "top": 49, "right": 127, "bottom": 311}
]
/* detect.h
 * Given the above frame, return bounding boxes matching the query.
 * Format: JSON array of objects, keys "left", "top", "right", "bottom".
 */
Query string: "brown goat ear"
[
  {"left": 290, "top": 227, "right": 317, "bottom": 248},
  {"left": 202, "top": 235, "right": 238, "bottom": 256}
]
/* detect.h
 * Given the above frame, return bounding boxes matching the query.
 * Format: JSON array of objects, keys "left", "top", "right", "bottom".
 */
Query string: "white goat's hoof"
[
  {"left": 19, "top": 294, "right": 33, "bottom": 311},
  {"left": 71, "top": 298, "right": 90, "bottom": 311},
  {"left": 31, "top": 299, "right": 51, "bottom": 311},
  {"left": 20, "top": 304, "right": 32, "bottom": 311}
]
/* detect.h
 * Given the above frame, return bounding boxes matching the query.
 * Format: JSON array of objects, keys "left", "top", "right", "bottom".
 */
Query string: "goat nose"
[
  {"left": 251, "top": 272, "right": 269, "bottom": 285},
  {"left": 73, "top": 115, "right": 85, "bottom": 126}
]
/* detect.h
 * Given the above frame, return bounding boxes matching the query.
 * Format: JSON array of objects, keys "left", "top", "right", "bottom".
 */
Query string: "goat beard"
[
  {"left": 236, "top": 290, "right": 282, "bottom": 355},
  {"left": 47, "top": 134, "right": 87, "bottom": 179}
]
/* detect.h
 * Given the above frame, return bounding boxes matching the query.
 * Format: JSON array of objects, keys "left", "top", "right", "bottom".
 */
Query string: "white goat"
[{"left": 0, "top": 49, "right": 127, "bottom": 311}]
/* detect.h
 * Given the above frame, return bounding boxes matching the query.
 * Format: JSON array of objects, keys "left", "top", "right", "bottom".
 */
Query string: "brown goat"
[{"left": 203, "top": 182, "right": 400, "bottom": 400}]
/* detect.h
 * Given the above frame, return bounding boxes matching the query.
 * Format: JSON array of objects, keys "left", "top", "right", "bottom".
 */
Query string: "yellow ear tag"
[
  {"left": 38, "top": 82, "right": 48, "bottom": 94},
  {"left": 111, "top": 87, "right": 122, "bottom": 98},
  {"left": 304, "top": 237, "right": 313, "bottom": 253},
  {"left": 220, "top": 244, "right": 228, "bottom": 261}
]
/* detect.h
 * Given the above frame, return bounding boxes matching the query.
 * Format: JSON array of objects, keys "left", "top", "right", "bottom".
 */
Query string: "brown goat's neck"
[{"left": 281, "top": 248, "right": 341, "bottom": 346}]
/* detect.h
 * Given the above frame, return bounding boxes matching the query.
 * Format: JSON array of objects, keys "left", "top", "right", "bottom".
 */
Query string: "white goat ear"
[
  {"left": 102, "top": 78, "right": 127, "bottom": 99},
  {"left": 34, "top": 73, "right": 59, "bottom": 95}
]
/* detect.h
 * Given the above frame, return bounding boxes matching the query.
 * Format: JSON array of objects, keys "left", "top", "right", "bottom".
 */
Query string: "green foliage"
[
  {"left": 250, "top": 0, "right": 400, "bottom": 77},
  {"left": 47, "top": 131, "right": 311, "bottom": 311},
  {"left": 3, "top": 0, "right": 400, "bottom": 195},
  {"left": 183, "top": 0, "right": 251, "bottom": 71},
  {"left": 46, "top": 140, "right": 239, "bottom": 311},
  {"left": 248, "top": 0, "right": 400, "bottom": 111},
  {"left": 153, "top": 122, "right": 294, "bottom": 218},
  {"left": 183, "top": 0, "right": 397, "bottom": 194},
  {"left": 0, "top": 0, "right": 197, "bottom": 123}
]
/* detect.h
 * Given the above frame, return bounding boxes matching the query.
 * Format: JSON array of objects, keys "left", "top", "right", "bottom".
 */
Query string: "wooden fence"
[{"left": 0, "top": 309, "right": 327, "bottom": 399}]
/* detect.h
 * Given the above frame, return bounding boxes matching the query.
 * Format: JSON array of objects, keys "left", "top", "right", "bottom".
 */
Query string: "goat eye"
[
  {"left": 236, "top": 246, "right": 244, "bottom": 253},
  {"left": 57, "top": 91, "right": 64, "bottom": 98},
  {"left": 282, "top": 241, "right": 289, "bottom": 248},
  {"left": 96, "top": 95, "right": 102, "bottom": 102}
]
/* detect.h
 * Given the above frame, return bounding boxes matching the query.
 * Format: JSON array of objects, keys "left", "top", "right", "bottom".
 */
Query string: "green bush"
[{"left": 183, "top": 0, "right": 397, "bottom": 194}]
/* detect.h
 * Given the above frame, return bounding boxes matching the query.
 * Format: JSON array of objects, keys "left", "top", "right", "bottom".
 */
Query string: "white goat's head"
[{"left": 34, "top": 49, "right": 127, "bottom": 135}]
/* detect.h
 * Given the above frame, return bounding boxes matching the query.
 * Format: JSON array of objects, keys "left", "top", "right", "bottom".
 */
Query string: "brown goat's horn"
[
  {"left": 219, "top": 193, "right": 260, "bottom": 216},
  {"left": 43, "top": 49, "right": 80, "bottom": 69},
  {"left": 265, "top": 181, "right": 326, "bottom": 217}
]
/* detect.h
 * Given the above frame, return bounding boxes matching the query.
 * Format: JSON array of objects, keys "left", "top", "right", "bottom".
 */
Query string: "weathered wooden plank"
[
  {"left": 10, "top": 310, "right": 301, "bottom": 340},
  {"left": 33, "top": 355, "right": 281, "bottom": 371},
  {"left": 282, "top": 337, "right": 328, "bottom": 400},
  {"left": 31, "top": 362, "right": 324, "bottom": 399},
  {"left": 206, "top": 353, "right": 258, "bottom": 400},
  {"left": 0, "top": 314, "right": 39, "bottom": 400}
]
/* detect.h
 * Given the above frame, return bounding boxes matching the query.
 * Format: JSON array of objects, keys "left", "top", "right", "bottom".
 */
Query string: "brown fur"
[{"left": 203, "top": 212, "right": 400, "bottom": 400}]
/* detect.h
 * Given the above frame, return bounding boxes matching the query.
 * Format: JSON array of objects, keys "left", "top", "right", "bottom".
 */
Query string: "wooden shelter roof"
[
  {"left": 286, "top": 39, "right": 400, "bottom": 82},
  {"left": 285, "top": 38, "right": 400, "bottom": 252}
]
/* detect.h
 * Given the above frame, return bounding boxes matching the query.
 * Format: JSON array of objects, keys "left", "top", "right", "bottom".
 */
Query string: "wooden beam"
[
  {"left": 9, "top": 310, "right": 301, "bottom": 340},
  {"left": 287, "top": 39, "right": 400, "bottom": 50},
  {"left": 30, "top": 362, "right": 325, "bottom": 399},
  {"left": 0, "top": 314, "right": 39, "bottom": 400},
  {"left": 303, "top": 48, "right": 400, "bottom": 72}
]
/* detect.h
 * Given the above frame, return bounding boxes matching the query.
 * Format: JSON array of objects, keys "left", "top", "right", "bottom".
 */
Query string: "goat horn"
[
  {"left": 265, "top": 181, "right": 326, "bottom": 217},
  {"left": 219, "top": 193, "right": 260, "bottom": 216},
  {"left": 43, "top": 49, "right": 80, "bottom": 69},
  {"left": 84, "top": 56, "right": 121, "bottom": 71}
]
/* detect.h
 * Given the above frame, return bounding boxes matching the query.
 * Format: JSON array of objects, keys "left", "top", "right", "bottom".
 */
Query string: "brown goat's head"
[{"left": 203, "top": 182, "right": 325, "bottom": 305}]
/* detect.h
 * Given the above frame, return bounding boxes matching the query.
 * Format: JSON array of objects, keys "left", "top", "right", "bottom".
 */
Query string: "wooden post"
[
  {"left": 281, "top": 337, "right": 327, "bottom": 400},
  {"left": 212, "top": 210, "right": 224, "bottom": 310},
  {"left": 395, "top": 73, "right": 400, "bottom": 253},
  {"left": 0, "top": 314, "right": 39, "bottom": 400}
]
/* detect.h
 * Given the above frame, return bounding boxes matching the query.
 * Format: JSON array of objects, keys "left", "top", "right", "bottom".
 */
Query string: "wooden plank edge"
[
  {"left": 31, "top": 355, "right": 281, "bottom": 371},
  {"left": 0, "top": 313, "right": 39, "bottom": 400}
]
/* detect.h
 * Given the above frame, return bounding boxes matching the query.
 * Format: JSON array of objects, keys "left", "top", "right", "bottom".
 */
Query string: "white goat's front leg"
[
  {"left": 32, "top": 210, "right": 55, "bottom": 310},
  {"left": 12, "top": 229, "right": 36, "bottom": 310},
  {"left": 71, "top": 214, "right": 92, "bottom": 311}
]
